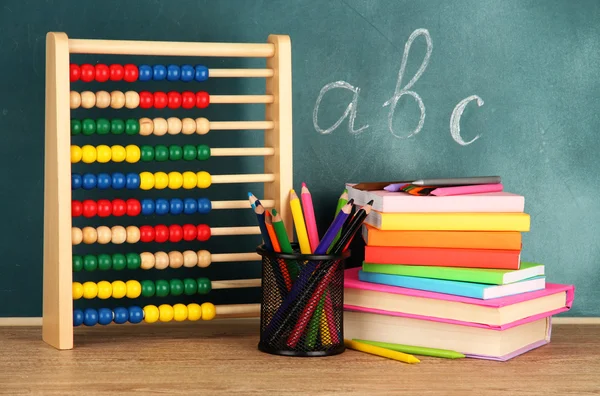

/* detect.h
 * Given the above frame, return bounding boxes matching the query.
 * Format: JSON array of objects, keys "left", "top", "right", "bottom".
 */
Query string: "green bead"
[
  {"left": 169, "top": 145, "right": 183, "bottom": 161},
  {"left": 183, "top": 278, "right": 197, "bottom": 295},
  {"left": 97, "top": 254, "right": 112, "bottom": 271},
  {"left": 72, "top": 255, "right": 83, "bottom": 272},
  {"left": 140, "top": 145, "right": 154, "bottom": 162},
  {"left": 112, "top": 253, "right": 127, "bottom": 270},
  {"left": 96, "top": 118, "right": 111, "bottom": 135},
  {"left": 154, "top": 145, "right": 169, "bottom": 162},
  {"left": 125, "top": 119, "right": 139, "bottom": 135},
  {"left": 182, "top": 145, "right": 197, "bottom": 161},
  {"left": 155, "top": 280, "right": 170, "bottom": 297},
  {"left": 196, "top": 277, "right": 212, "bottom": 295},
  {"left": 111, "top": 119, "right": 125, "bottom": 134},
  {"left": 169, "top": 279, "right": 184, "bottom": 296},
  {"left": 82, "top": 119, "right": 96, "bottom": 135},
  {"left": 83, "top": 254, "right": 98, "bottom": 271},
  {"left": 126, "top": 253, "right": 141, "bottom": 270},
  {"left": 141, "top": 280, "right": 155, "bottom": 297},
  {"left": 71, "top": 119, "right": 82, "bottom": 135},
  {"left": 196, "top": 144, "right": 211, "bottom": 161}
]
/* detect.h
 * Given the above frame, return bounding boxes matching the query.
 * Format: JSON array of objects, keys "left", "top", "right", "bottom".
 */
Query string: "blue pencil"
[{"left": 248, "top": 192, "right": 260, "bottom": 210}]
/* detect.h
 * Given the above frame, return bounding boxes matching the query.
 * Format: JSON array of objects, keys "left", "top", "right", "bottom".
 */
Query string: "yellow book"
[{"left": 364, "top": 211, "right": 530, "bottom": 231}]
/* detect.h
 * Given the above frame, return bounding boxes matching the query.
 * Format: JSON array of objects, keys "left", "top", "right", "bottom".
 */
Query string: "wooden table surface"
[{"left": 1, "top": 319, "right": 599, "bottom": 395}]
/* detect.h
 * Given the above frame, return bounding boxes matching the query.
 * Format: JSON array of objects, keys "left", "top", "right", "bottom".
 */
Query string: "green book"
[{"left": 361, "top": 261, "right": 544, "bottom": 285}]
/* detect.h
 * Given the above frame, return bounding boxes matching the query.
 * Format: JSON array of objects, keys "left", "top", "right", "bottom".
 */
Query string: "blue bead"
[
  {"left": 72, "top": 174, "right": 82, "bottom": 190},
  {"left": 73, "top": 309, "right": 84, "bottom": 327},
  {"left": 112, "top": 173, "right": 126, "bottom": 189},
  {"left": 155, "top": 199, "right": 169, "bottom": 215},
  {"left": 97, "top": 173, "right": 112, "bottom": 189},
  {"left": 183, "top": 198, "right": 197, "bottom": 214},
  {"left": 98, "top": 308, "right": 113, "bottom": 325},
  {"left": 82, "top": 173, "right": 97, "bottom": 190},
  {"left": 126, "top": 173, "right": 140, "bottom": 189},
  {"left": 83, "top": 308, "right": 98, "bottom": 326},
  {"left": 141, "top": 199, "right": 155, "bottom": 215},
  {"left": 153, "top": 65, "right": 167, "bottom": 80},
  {"left": 194, "top": 65, "right": 209, "bottom": 82},
  {"left": 170, "top": 198, "right": 183, "bottom": 215},
  {"left": 139, "top": 65, "right": 153, "bottom": 81},
  {"left": 113, "top": 307, "right": 129, "bottom": 324},
  {"left": 167, "top": 64, "right": 181, "bottom": 81},
  {"left": 128, "top": 306, "right": 144, "bottom": 324},
  {"left": 181, "top": 65, "right": 195, "bottom": 81},
  {"left": 197, "top": 197, "right": 212, "bottom": 214}
]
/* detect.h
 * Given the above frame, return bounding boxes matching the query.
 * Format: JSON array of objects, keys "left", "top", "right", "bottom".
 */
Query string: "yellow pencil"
[
  {"left": 344, "top": 339, "right": 420, "bottom": 364},
  {"left": 289, "top": 189, "right": 311, "bottom": 254}
]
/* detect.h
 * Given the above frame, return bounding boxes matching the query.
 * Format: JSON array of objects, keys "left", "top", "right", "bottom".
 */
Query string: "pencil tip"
[
  {"left": 248, "top": 192, "right": 252, "bottom": 197},
  {"left": 301, "top": 182, "right": 306, "bottom": 187},
  {"left": 366, "top": 200, "right": 374, "bottom": 205}
]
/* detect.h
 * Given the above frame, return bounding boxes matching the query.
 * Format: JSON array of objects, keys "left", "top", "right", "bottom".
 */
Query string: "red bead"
[
  {"left": 196, "top": 91, "right": 210, "bottom": 108},
  {"left": 168, "top": 224, "right": 183, "bottom": 243},
  {"left": 71, "top": 200, "right": 82, "bottom": 217},
  {"left": 154, "top": 225, "right": 169, "bottom": 243},
  {"left": 139, "top": 91, "right": 154, "bottom": 109},
  {"left": 80, "top": 64, "right": 95, "bottom": 82},
  {"left": 97, "top": 199, "right": 112, "bottom": 217},
  {"left": 196, "top": 224, "right": 211, "bottom": 241},
  {"left": 182, "top": 224, "right": 197, "bottom": 241},
  {"left": 95, "top": 64, "right": 110, "bottom": 82},
  {"left": 70, "top": 64, "right": 80, "bottom": 82},
  {"left": 167, "top": 91, "right": 182, "bottom": 109},
  {"left": 181, "top": 91, "right": 196, "bottom": 109},
  {"left": 82, "top": 199, "right": 98, "bottom": 218},
  {"left": 112, "top": 199, "right": 127, "bottom": 216},
  {"left": 123, "top": 64, "right": 139, "bottom": 82},
  {"left": 153, "top": 92, "right": 168, "bottom": 109},
  {"left": 126, "top": 199, "right": 141, "bottom": 217},
  {"left": 109, "top": 64, "right": 124, "bottom": 81},
  {"left": 139, "top": 225, "right": 155, "bottom": 242}
]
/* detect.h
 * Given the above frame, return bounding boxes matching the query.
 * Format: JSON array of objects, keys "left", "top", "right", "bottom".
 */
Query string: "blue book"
[{"left": 358, "top": 270, "right": 546, "bottom": 300}]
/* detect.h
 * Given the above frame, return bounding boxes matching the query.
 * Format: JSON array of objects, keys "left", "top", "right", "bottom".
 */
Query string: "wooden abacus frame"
[{"left": 43, "top": 32, "right": 293, "bottom": 350}]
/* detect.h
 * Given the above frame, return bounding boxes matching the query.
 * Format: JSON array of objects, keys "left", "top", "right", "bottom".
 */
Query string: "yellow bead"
[
  {"left": 70, "top": 145, "right": 82, "bottom": 163},
  {"left": 125, "top": 145, "right": 141, "bottom": 163},
  {"left": 158, "top": 304, "right": 174, "bottom": 322},
  {"left": 96, "top": 145, "right": 111, "bottom": 163},
  {"left": 111, "top": 145, "right": 126, "bottom": 162},
  {"left": 187, "top": 303, "right": 202, "bottom": 321},
  {"left": 143, "top": 305, "right": 159, "bottom": 323},
  {"left": 201, "top": 302, "right": 216, "bottom": 320},
  {"left": 182, "top": 171, "right": 197, "bottom": 189},
  {"left": 81, "top": 145, "right": 97, "bottom": 164},
  {"left": 72, "top": 282, "right": 83, "bottom": 300},
  {"left": 125, "top": 280, "right": 142, "bottom": 299},
  {"left": 96, "top": 280, "right": 112, "bottom": 299},
  {"left": 154, "top": 172, "right": 169, "bottom": 189},
  {"left": 82, "top": 281, "right": 98, "bottom": 299},
  {"left": 139, "top": 172, "right": 155, "bottom": 190},
  {"left": 111, "top": 280, "right": 127, "bottom": 299},
  {"left": 173, "top": 303, "right": 188, "bottom": 322},
  {"left": 196, "top": 171, "right": 211, "bottom": 188},
  {"left": 168, "top": 171, "right": 183, "bottom": 189}
]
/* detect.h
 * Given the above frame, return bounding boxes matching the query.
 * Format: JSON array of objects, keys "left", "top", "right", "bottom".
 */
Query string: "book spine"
[{"left": 367, "top": 212, "right": 530, "bottom": 231}]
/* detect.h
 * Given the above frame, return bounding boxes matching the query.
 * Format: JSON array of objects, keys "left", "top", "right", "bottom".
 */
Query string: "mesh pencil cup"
[{"left": 256, "top": 243, "right": 350, "bottom": 357}]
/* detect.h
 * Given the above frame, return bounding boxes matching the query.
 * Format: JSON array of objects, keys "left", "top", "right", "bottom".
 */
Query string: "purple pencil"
[{"left": 314, "top": 199, "right": 354, "bottom": 254}]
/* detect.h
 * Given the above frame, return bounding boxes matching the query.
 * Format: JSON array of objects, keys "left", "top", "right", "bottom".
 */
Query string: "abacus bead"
[
  {"left": 72, "top": 255, "right": 83, "bottom": 272},
  {"left": 95, "top": 91, "right": 111, "bottom": 108},
  {"left": 169, "top": 279, "right": 184, "bottom": 296},
  {"left": 169, "top": 198, "right": 184, "bottom": 215},
  {"left": 155, "top": 199, "right": 169, "bottom": 215},
  {"left": 155, "top": 224, "right": 169, "bottom": 243},
  {"left": 197, "top": 171, "right": 211, "bottom": 188},
  {"left": 144, "top": 305, "right": 159, "bottom": 323},
  {"left": 141, "top": 280, "right": 155, "bottom": 297},
  {"left": 72, "top": 227, "right": 83, "bottom": 245},
  {"left": 201, "top": 302, "right": 216, "bottom": 320},
  {"left": 126, "top": 199, "right": 141, "bottom": 217},
  {"left": 113, "top": 307, "right": 129, "bottom": 324},
  {"left": 70, "top": 91, "right": 81, "bottom": 109},
  {"left": 167, "top": 64, "right": 181, "bottom": 81},
  {"left": 112, "top": 281, "right": 127, "bottom": 299},
  {"left": 82, "top": 199, "right": 97, "bottom": 218},
  {"left": 81, "top": 145, "right": 97, "bottom": 163},
  {"left": 96, "top": 145, "right": 111, "bottom": 163},
  {"left": 125, "top": 91, "right": 140, "bottom": 109},
  {"left": 169, "top": 145, "right": 183, "bottom": 161},
  {"left": 112, "top": 253, "right": 127, "bottom": 270},
  {"left": 83, "top": 308, "right": 99, "bottom": 326},
  {"left": 159, "top": 304, "right": 174, "bottom": 322},
  {"left": 168, "top": 225, "right": 183, "bottom": 243},
  {"left": 139, "top": 65, "right": 152, "bottom": 81},
  {"left": 71, "top": 119, "right": 82, "bottom": 135},
  {"left": 183, "top": 278, "right": 197, "bottom": 295},
  {"left": 196, "top": 277, "right": 212, "bottom": 295},
  {"left": 153, "top": 91, "right": 168, "bottom": 109},
  {"left": 139, "top": 172, "right": 155, "bottom": 190},
  {"left": 198, "top": 198, "right": 212, "bottom": 214},
  {"left": 123, "top": 64, "right": 139, "bottom": 82},
  {"left": 181, "top": 91, "right": 196, "bottom": 109},
  {"left": 98, "top": 308, "right": 113, "bottom": 325},
  {"left": 153, "top": 118, "right": 168, "bottom": 135},
  {"left": 140, "top": 252, "right": 155, "bottom": 270},
  {"left": 82, "top": 119, "right": 96, "bottom": 135},
  {"left": 196, "top": 91, "right": 210, "bottom": 108},
  {"left": 167, "top": 117, "right": 182, "bottom": 135},
  {"left": 167, "top": 91, "right": 182, "bottom": 109},
  {"left": 195, "top": 65, "right": 209, "bottom": 82},
  {"left": 154, "top": 251, "right": 169, "bottom": 270},
  {"left": 109, "top": 64, "right": 124, "bottom": 80},
  {"left": 197, "top": 250, "right": 211, "bottom": 268},
  {"left": 126, "top": 173, "right": 140, "bottom": 189},
  {"left": 97, "top": 280, "right": 112, "bottom": 299},
  {"left": 98, "top": 254, "right": 112, "bottom": 271},
  {"left": 71, "top": 200, "right": 83, "bottom": 217},
  {"left": 110, "top": 90, "right": 126, "bottom": 109},
  {"left": 126, "top": 280, "right": 142, "bottom": 298},
  {"left": 111, "top": 226, "right": 127, "bottom": 244},
  {"left": 140, "top": 199, "right": 154, "bottom": 215},
  {"left": 111, "top": 118, "right": 125, "bottom": 134},
  {"left": 140, "top": 225, "right": 155, "bottom": 242},
  {"left": 182, "top": 224, "right": 197, "bottom": 241},
  {"left": 154, "top": 145, "right": 169, "bottom": 162},
  {"left": 95, "top": 64, "right": 110, "bottom": 82},
  {"left": 155, "top": 279, "right": 170, "bottom": 297},
  {"left": 183, "top": 250, "right": 198, "bottom": 267},
  {"left": 187, "top": 303, "right": 202, "bottom": 321},
  {"left": 125, "top": 145, "right": 141, "bottom": 163},
  {"left": 97, "top": 173, "right": 111, "bottom": 189},
  {"left": 182, "top": 118, "right": 196, "bottom": 134},
  {"left": 173, "top": 304, "right": 188, "bottom": 322},
  {"left": 112, "top": 173, "right": 126, "bottom": 189},
  {"left": 181, "top": 65, "right": 195, "bottom": 81},
  {"left": 183, "top": 145, "right": 196, "bottom": 161},
  {"left": 80, "top": 64, "right": 95, "bottom": 82},
  {"left": 125, "top": 119, "right": 139, "bottom": 135},
  {"left": 71, "top": 145, "right": 82, "bottom": 163},
  {"left": 96, "top": 118, "right": 110, "bottom": 134},
  {"left": 82, "top": 173, "right": 96, "bottom": 189},
  {"left": 112, "top": 199, "right": 126, "bottom": 216},
  {"left": 72, "top": 282, "right": 83, "bottom": 299},
  {"left": 70, "top": 64, "right": 80, "bottom": 82},
  {"left": 126, "top": 225, "right": 140, "bottom": 244},
  {"left": 168, "top": 172, "right": 183, "bottom": 190},
  {"left": 73, "top": 309, "right": 84, "bottom": 326},
  {"left": 82, "top": 281, "right": 98, "bottom": 299},
  {"left": 97, "top": 199, "right": 112, "bottom": 217},
  {"left": 183, "top": 198, "right": 197, "bottom": 214},
  {"left": 82, "top": 226, "right": 98, "bottom": 244},
  {"left": 83, "top": 254, "right": 98, "bottom": 271},
  {"left": 80, "top": 91, "right": 96, "bottom": 108},
  {"left": 128, "top": 306, "right": 144, "bottom": 324},
  {"left": 153, "top": 64, "right": 167, "bottom": 80},
  {"left": 140, "top": 145, "right": 154, "bottom": 162},
  {"left": 197, "top": 144, "right": 211, "bottom": 161},
  {"left": 124, "top": 253, "right": 140, "bottom": 270},
  {"left": 154, "top": 172, "right": 169, "bottom": 189},
  {"left": 97, "top": 226, "right": 112, "bottom": 244},
  {"left": 139, "top": 91, "right": 153, "bottom": 108}
]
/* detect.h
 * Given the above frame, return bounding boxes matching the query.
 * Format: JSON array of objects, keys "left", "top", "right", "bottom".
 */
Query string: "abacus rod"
[
  {"left": 211, "top": 252, "right": 261, "bottom": 262},
  {"left": 211, "top": 200, "right": 274, "bottom": 209},
  {"left": 209, "top": 121, "right": 273, "bottom": 130},
  {"left": 68, "top": 39, "right": 275, "bottom": 57},
  {"left": 210, "top": 147, "right": 275, "bottom": 157},
  {"left": 211, "top": 173, "right": 275, "bottom": 184},
  {"left": 210, "top": 226, "right": 261, "bottom": 236},
  {"left": 210, "top": 95, "right": 274, "bottom": 104},
  {"left": 209, "top": 69, "right": 274, "bottom": 78},
  {"left": 211, "top": 278, "right": 261, "bottom": 289},
  {"left": 216, "top": 303, "right": 260, "bottom": 318}
]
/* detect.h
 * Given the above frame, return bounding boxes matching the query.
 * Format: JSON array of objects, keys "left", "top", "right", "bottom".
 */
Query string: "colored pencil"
[
  {"left": 271, "top": 209, "right": 299, "bottom": 280},
  {"left": 265, "top": 212, "right": 292, "bottom": 292},
  {"left": 329, "top": 200, "right": 373, "bottom": 254},
  {"left": 353, "top": 339, "right": 465, "bottom": 359},
  {"left": 411, "top": 176, "right": 501, "bottom": 186},
  {"left": 289, "top": 189, "right": 312, "bottom": 254},
  {"left": 248, "top": 192, "right": 259, "bottom": 209},
  {"left": 253, "top": 203, "right": 273, "bottom": 251},
  {"left": 331, "top": 189, "right": 349, "bottom": 245},
  {"left": 300, "top": 182, "right": 319, "bottom": 253},
  {"left": 344, "top": 339, "right": 420, "bottom": 364}
]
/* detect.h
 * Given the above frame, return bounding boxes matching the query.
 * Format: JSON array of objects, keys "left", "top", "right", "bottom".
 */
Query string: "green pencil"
[
  {"left": 271, "top": 209, "right": 300, "bottom": 280},
  {"left": 332, "top": 189, "right": 349, "bottom": 245},
  {"left": 353, "top": 339, "right": 465, "bottom": 359}
]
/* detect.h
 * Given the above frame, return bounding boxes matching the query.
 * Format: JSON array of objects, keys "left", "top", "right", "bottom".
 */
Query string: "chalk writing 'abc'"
[{"left": 313, "top": 28, "right": 483, "bottom": 146}]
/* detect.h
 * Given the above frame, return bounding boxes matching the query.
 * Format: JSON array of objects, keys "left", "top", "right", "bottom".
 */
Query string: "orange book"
[
  {"left": 364, "top": 246, "right": 521, "bottom": 270},
  {"left": 362, "top": 225, "right": 522, "bottom": 250}
]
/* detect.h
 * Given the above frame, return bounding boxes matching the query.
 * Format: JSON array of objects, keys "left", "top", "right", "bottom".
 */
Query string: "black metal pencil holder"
[{"left": 256, "top": 243, "right": 350, "bottom": 357}]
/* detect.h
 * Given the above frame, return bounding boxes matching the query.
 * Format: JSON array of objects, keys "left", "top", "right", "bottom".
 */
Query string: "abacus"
[{"left": 43, "top": 32, "right": 292, "bottom": 350}]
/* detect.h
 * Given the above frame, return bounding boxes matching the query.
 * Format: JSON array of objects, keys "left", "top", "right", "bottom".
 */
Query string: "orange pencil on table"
[{"left": 300, "top": 182, "right": 319, "bottom": 253}]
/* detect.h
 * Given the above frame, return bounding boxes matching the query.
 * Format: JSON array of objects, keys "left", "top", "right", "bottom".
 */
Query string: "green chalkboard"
[{"left": 0, "top": 0, "right": 598, "bottom": 317}]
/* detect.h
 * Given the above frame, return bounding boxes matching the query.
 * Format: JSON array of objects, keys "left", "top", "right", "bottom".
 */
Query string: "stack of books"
[{"left": 343, "top": 180, "right": 575, "bottom": 361}]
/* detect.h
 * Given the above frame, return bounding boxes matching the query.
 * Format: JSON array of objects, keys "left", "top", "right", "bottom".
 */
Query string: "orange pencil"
[{"left": 265, "top": 212, "right": 291, "bottom": 291}]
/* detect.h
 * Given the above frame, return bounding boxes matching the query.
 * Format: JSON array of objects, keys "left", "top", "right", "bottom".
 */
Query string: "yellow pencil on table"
[
  {"left": 344, "top": 339, "right": 420, "bottom": 364},
  {"left": 289, "top": 189, "right": 311, "bottom": 254}
]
